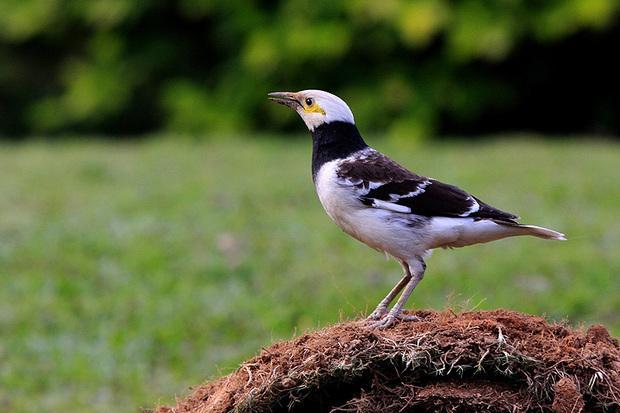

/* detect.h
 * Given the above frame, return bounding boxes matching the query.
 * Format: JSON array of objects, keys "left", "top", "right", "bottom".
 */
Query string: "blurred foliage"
[{"left": 0, "top": 0, "right": 619, "bottom": 138}]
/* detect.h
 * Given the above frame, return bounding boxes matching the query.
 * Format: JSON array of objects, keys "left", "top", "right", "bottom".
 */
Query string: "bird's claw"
[
  {"left": 367, "top": 311, "right": 421, "bottom": 329},
  {"left": 367, "top": 305, "right": 388, "bottom": 321}
]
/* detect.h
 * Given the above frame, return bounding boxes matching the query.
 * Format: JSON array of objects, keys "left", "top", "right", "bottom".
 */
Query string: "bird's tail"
[{"left": 500, "top": 222, "right": 567, "bottom": 241}]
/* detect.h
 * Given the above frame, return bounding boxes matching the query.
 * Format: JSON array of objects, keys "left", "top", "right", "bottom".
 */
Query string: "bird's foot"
[
  {"left": 367, "top": 305, "right": 389, "bottom": 321},
  {"left": 367, "top": 310, "right": 421, "bottom": 329}
]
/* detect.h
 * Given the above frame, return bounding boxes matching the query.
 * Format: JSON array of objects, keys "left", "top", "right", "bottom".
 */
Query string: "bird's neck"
[{"left": 311, "top": 121, "right": 367, "bottom": 181}]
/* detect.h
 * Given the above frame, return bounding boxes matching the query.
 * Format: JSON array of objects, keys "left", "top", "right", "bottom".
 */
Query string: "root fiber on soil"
[{"left": 154, "top": 310, "right": 619, "bottom": 413}]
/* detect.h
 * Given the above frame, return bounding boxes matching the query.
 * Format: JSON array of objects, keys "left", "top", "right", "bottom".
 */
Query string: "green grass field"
[{"left": 1, "top": 136, "right": 618, "bottom": 412}]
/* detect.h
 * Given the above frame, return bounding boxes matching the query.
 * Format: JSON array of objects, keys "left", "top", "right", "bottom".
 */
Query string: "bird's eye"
[{"left": 305, "top": 97, "right": 314, "bottom": 106}]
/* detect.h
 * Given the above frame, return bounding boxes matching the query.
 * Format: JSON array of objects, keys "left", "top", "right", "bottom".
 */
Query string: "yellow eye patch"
[{"left": 304, "top": 102, "right": 326, "bottom": 115}]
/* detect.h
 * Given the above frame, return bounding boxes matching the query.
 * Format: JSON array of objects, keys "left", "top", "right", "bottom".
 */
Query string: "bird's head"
[{"left": 268, "top": 90, "right": 354, "bottom": 131}]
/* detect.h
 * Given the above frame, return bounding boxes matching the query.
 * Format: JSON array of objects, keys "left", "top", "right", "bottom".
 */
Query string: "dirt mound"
[{"left": 154, "top": 310, "right": 619, "bottom": 413}]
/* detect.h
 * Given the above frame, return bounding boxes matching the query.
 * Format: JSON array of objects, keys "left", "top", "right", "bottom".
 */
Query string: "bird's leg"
[
  {"left": 367, "top": 261, "right": 411, "bottom": 320},
  {"left": 370, "top": 259, "right": 426, "bottom": 328}
]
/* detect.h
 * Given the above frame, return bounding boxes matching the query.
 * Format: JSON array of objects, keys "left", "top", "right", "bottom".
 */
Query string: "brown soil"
[{"left": 154, "top": 310, "right": 620, "bottom": 413}]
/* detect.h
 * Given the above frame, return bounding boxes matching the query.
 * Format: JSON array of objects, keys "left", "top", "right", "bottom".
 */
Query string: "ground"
[
  {"left": 154, "top": 309, "right": 620, "bottom": 412},
  {"left": 0, "top": 136, "right": 618, "bottom": 412}
]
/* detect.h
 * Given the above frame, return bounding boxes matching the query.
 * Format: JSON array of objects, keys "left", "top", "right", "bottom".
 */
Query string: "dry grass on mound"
[{"left": 154, "top": 310, "right": 620, "bottom": 413}]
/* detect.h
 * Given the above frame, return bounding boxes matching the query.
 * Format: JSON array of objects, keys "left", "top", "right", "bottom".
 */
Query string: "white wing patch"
[
  {"left": 337, "top": 177, "right": 430, "bottom": 212},
  {"left": 370, "top": 199, "right": 412, "bottom": 214},
  {"left": 339, "top": 177, "right": 383, "bottom": 192},
  {"left": 460, "top": 196, "right": 480, "bottom": 216},
  {"left": 387, "top": 180, "right": 431, "bottom": 201}
]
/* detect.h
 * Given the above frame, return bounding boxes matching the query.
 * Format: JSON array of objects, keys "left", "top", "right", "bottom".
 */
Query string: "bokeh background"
[
  {"left": 2, "top": 0, "right": 620, "bottom": 138},
  {"left": 1, "top": 1, "right": 619, "bottom": 412}
]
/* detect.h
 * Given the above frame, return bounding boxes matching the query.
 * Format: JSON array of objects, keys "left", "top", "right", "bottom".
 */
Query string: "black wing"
[
  {"left": 362, "top": 178, "right": 518, "bottom": 221},
  {"left": 337, "top": 149, "right": 518, "bottom": 222}
]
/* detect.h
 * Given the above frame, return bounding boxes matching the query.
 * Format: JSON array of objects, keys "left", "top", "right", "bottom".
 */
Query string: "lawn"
[{"left": 0, "top": 136, "right": 618, "bottom": 412}]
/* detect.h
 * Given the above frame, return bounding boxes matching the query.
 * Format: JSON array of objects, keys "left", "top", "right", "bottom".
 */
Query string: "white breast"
[{"left": 314, "top": 160, "right": 359, "bottom": 225}]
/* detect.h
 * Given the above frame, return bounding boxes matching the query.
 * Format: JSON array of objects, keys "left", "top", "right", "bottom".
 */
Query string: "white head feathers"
[{"left": 268, "top": 89, "right": 355, "bottom": 131}]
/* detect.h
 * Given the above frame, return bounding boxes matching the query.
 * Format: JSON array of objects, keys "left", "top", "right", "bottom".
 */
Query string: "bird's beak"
[{"left": 267, "top": 92, "right": 301, "bottom": 109}]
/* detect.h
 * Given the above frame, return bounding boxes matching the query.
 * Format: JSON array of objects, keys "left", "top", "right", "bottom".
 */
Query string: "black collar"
[{"left": 311, "top": 121, "right": 368, "bottom": 181}]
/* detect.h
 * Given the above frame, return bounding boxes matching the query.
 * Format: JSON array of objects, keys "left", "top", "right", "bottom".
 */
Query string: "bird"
[{"left": 268, "top": 89, "right": 566, "bottom": 328}]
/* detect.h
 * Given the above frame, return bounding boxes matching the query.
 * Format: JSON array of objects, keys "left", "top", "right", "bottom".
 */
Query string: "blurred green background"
[
  {"left": 1, "top": 2, "right": 619, "bottom": 413},
  {"left": 1, "top": 0, "right": 619, "bottom": 138}
]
